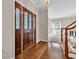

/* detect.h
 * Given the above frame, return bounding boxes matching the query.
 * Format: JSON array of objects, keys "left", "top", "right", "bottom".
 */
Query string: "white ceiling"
[
  {"left": 48, "top": 0, "right": 76, "bottom": 19},
  {"left": 30, "top": 0, "right": 76, "bottom": 19},
  {"left": 30, "top": 0, "right": 48, "bottom": 11}
]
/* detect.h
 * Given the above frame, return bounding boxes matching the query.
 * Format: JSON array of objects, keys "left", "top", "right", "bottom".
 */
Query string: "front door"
[
  {"left": 15, "top": 2, "right": 21, "bottom": 56},
  {"left": 23, "top": 7, "right": 36, "bottom": 50},
  {"left": 15, "top": 1, "right": 36, "bottom": 56}
]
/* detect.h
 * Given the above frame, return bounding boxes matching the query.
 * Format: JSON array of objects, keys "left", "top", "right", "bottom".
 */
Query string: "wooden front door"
[
  {"left": 28, "top": 13, "right": 33, "bottom": 44},
  {"left": 15, "top": 1, "right": 36, "bottom": 56},
  {"left": 15, "top": 2, "right": 21, "bottom": 56},
  {"left": 23, "top": 7, "right": 34, "bottom": 49},
  {"left": 23, "top": 7, "right": 29, "bottom": 49}
]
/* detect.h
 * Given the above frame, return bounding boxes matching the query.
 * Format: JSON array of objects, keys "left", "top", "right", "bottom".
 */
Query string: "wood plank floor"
[
  {"left": 40, "top": 43, "right": 65, "bottom": 59},
  {"left": 16, "top": 42, "right": 65, "bottom": 59}
]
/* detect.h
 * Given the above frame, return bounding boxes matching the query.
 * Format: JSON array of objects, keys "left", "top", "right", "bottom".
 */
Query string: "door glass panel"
[
  {"left": 16, "top": 8, "right": 20, "bottom": 29},
  {"left": 24, "top": 12, "right": 28, "bottom": 30},
  {"left": 29, "top": 14, "right": 32, "bottom": 29},
  {"left": 33, "top": 15, "right": 35, "bottom": 29}
]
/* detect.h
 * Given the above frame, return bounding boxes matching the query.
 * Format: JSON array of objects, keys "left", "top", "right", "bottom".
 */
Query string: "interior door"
[
  {"left": 28, "top": 13, "right": 33, "bottom": 44},
  {"left": 15, "top": 2, "right": 21, "bottom": 56},
  {"left": 15, "top": 1, "right": 36, "bottom": 56},
  {"left": 33, "top": 14, "right": 36, "bottom": 43},
  {"left": 23, "top": 7, "right": 29, "bottom": 49},
  {"left": 23, "top": 8, "right": 34, "bottom": 49}
]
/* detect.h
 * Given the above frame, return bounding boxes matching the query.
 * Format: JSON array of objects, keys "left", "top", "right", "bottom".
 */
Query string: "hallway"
[
  {"left": 16, "top": 42, "right": 64, "bottom": 59},
  {"left": 2, "top": 0, "right": 76, "bottom": 59}
]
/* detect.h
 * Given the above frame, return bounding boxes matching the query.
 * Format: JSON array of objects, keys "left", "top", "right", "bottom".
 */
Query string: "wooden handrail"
[
  {"left": 61, "top": 21, "right": 76, "bottom": 58},
  {"left": 67, "top": 25, "right": 76, "bottom": 30},
  {"left": 66, "top": 21, "right": 76, "bottom": 28}
]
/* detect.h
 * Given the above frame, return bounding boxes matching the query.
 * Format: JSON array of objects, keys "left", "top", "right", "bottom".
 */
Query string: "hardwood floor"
[
  {"left": 16, "top": 42, "right": 65, "bottom": 59},
  {"left": 40, "top": 43, "right": 65, "bottom": 59}
]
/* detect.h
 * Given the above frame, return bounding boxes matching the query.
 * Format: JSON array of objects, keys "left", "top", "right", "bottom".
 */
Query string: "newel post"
[{"left": 65, "top": 28, "right": 68, "bottom": 58}]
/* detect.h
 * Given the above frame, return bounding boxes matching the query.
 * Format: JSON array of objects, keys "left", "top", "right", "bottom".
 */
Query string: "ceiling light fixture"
[{"left": 44, "top": 0, "right": 48, "bottom": 6}]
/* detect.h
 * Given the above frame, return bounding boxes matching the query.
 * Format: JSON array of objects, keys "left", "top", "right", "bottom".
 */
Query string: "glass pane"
[
  {"left": 29, "top": 14, "right": 32, "bottom": 29},
  {"left": 24, "top": 12, "right": 28, "bottom": 30},
  {"left": 33, "top": 16, "right": 35, "bottom": 29},
  {"left": 16, "top": 8, "right": 20, "bottom": 29}
]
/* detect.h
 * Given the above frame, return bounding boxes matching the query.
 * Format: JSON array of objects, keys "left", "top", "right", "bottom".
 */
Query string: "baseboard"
[
  {"left": 40, "top": 40, "right": 48, "bottom": 42},
  {"left": 37, "top": 40, "right": 48, "bottom": 44}
]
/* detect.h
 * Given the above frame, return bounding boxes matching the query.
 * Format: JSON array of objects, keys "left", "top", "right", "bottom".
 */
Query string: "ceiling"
[
  {"left": 30, "top": 0, "right": 76, "bottom": 19},
  {"left": 48, "top": 0, "right": 76, "bottom": 19},
  {"left": 30, "top": 0, "right": 48, "bottom": 11}
]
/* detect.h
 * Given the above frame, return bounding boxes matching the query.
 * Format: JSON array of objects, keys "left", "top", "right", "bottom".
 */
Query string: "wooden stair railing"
[{"left": 61, "top": 21, "right": 76, "bottom": 59}]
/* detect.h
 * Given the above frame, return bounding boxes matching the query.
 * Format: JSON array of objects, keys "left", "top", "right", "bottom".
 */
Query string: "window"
[{"left": 16, "top": 8, "right": 20, "bottom": 29}]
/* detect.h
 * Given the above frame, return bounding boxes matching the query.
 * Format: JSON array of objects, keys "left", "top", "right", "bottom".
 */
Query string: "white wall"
[
  {"left": 2, "top": 0, "right": 14, "bottom": 59},
  {"left": 39, "top": 9, "right": 48, "bottom": 42},
  {"left": 2, "top": 0, "right": 41, "bottom": 59},
  {"left": 49, "top": 17, "right": 76, "bottom": 28}
]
